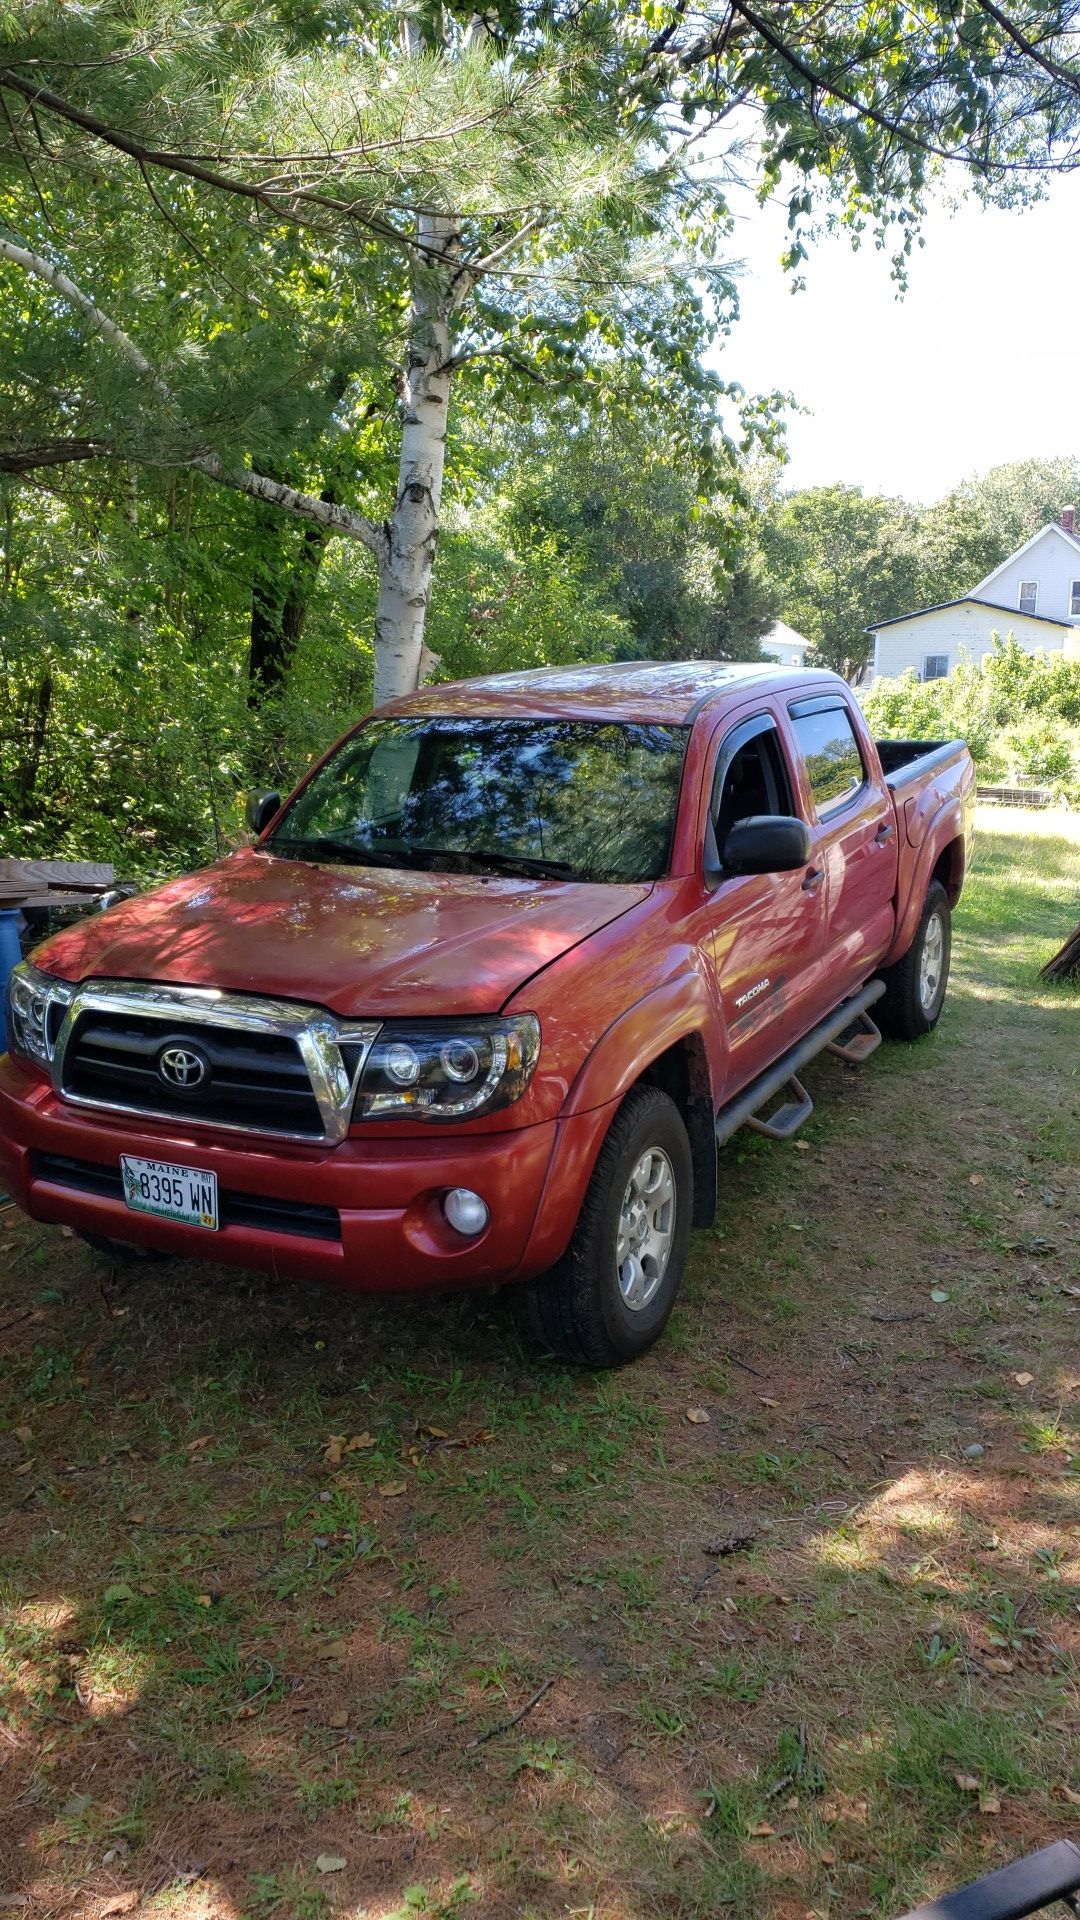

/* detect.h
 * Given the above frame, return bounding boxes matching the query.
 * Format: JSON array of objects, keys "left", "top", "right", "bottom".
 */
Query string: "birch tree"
[{"left": 2, "top": 0, "right": 1079, "bottom": 702}]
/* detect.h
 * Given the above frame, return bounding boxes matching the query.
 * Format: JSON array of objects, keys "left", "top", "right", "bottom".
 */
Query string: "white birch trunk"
[{"left": 372, "top": 210, "right": 456, "bottom": 706}]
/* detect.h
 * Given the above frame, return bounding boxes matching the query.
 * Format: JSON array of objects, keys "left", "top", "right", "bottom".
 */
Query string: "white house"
[
  {"left": 759, "top": 619, "right": 811, "bottom": 669},
  {"left": 867, "top": 509, "right": 1080, "bottom": 682}
]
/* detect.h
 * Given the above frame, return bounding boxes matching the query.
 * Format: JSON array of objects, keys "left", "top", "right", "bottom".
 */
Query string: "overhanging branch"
[{"left": 0, "top": 234, "right": 388, "bottom": 560}]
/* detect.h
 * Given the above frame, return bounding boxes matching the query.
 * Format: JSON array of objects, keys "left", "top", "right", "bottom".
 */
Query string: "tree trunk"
[
  {"left": 372, "top": 212, "right": 456, "bottom": 706},
  {"left": 17, "top": 669, "right": 53, "bottom": 806},
  {"left": 249, "top": 494, "right": 334, "bottom": 700}
]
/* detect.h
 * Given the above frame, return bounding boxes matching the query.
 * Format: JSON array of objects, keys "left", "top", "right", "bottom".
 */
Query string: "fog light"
[{"left": 443, "top": 1187, "right": 490, "bottom": 1237}]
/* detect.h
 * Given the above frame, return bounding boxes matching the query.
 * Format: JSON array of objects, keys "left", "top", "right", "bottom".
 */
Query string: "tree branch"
[
  {"left": 0, "top": 438, "right": 110, "bottom": 473},
  {"left": 0, "top": 235, "right": 388, "bottom": 560}
]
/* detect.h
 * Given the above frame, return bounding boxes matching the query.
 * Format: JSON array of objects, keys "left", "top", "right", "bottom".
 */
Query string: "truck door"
[
  {"left": 705, "top": 712, "right": 828, "bottom": 1090},
  {"left": 783, "top": 694, "right": 899, "bottom": 998}
]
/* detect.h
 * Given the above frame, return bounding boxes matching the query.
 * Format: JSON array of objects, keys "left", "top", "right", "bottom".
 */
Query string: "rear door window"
[{"left": 789, "top": 705, "right": 866, "bottom": 817}]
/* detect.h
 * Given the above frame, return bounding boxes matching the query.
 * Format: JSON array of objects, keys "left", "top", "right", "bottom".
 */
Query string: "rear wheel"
[
  {"left": 524, "top": 1084, "right": 693, "bottom": 1368},
  {"left": 76, "top": 1230, "right": 171, "bottom": 1265},
  {"left": 877, "top": 878, "right": 952, "bottom": 1040}
]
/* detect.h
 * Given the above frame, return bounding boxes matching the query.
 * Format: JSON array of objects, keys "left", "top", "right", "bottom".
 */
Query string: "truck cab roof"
[{"left": 379, "top": 660, "right": 844, "bottom": 726}]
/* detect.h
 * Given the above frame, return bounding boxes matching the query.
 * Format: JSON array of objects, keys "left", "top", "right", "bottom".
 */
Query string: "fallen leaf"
[
  {"left": 819, "top": 1849, "right": 836, "bottom": 1867},
  {"left": 378, "top": 1480, "right": 407, "bottom": 1497},
  {"left": 327, "top": 1710, "right": 349, "bottom": 1729},
  {"left": 128, "top": 1512, "right": 146, "bottom": 1526},
  {"left": 315, "top": 1855, "right": 346, "bottom": 1874},
  {"left": 195, "top": 1594, "right": 213, "bottom": 1608},
  {"left": 1059, "top": 1785, "right": 1080, "bottom": 1807},
  {"left": 421, "top": 1424, "right": 448, "bottom": 1440},
  {"left": 1061, "top": 1285, "right": 1080, "bottom": 1299},
  {"left": 13, "top": 1461, "right": 33, "bottom": 1476},
  {"left": 979, "top": 1793, "right": 1001, "bottom": 1815},
  {"left": 722, "top": 1596, "right": 738, "bottom": 1614},
  {"left": 968, "top": 1174, "right": 984, "bottom": 1186},
  {"left": 686, "top": 1407, "right": 710, "bottom": 1425},
  {"left": 1012, "top": 1372, "right": 1034, "bottom": 1387},
  {"left": 345, "top": 1432, "right": 375, "bottom": 1452},
  {"left": 323, "top": 1433, "right": 348, "bottom": 1468},
  {"left": 984, "top": 1656, "right": 1015, "bottom": 1676},
  {"left": 14, "top": 1425, "right": 32, "bottom": 1445},
  {"left": 953, "top": 1773, "right": 980, "bottom": 1793},
  {"left": 930, "top": 1289, "right": 950, "bottom": 1304},
  {"left": 759, "top": 1395, "right": 780, "bottom": 1408},
  {"left": 748, "top": 1823, "right": 775, "bottom": 1838},
  {"left": 185, "top": 1435, "right": 212, "bottom": 1453},
  {"left": 321, "top": 1640, "right": 349, "bottom": 1660}
]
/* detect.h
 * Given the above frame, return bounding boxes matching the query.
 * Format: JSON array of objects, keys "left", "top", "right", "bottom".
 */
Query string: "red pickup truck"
[{"left": 1, "top": 662, "right": 974, "bottom": 1366}]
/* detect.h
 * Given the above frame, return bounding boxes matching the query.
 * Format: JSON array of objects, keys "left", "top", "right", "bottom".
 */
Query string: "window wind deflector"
[{"left": 788, "top": 694, "right": 849, "bottom": 720}]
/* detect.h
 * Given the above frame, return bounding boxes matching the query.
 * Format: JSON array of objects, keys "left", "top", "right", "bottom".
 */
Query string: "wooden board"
[{"left": 0, "top": 858, "right": 116, "bottom": 892}]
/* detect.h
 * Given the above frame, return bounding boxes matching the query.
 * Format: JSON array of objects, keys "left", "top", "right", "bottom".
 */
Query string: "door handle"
[
  {"left": 874, "top": 821, "right": 895, "bottom": 845},
  {"left": 801, "top": 866, "right": 824, "bottom": 893}
]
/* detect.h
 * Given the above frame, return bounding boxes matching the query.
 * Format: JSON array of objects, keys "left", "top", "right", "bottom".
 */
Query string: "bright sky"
[{"left": 717, "top": 170, "right": 1080, "bottom": 505}]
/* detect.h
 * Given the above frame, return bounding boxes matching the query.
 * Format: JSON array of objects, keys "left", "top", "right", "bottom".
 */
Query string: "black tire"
[
  {"left": 877, "top": 878, "right": 952, "bottom": 1041},
  {"left": 524, "top": 1084, "right": 694, "bottom": 1369},
  {"left": 76, "top": 1230, "right": 171, "bottom": 1265}
]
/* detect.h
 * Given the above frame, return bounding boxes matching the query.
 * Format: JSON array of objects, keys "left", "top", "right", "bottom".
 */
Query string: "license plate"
[{"left": 120, "top": 1155, "right": 218, "bottom": 1230}]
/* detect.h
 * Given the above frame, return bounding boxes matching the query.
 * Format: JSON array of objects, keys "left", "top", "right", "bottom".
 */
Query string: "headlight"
[
  {"left": 6, "top": 960, "right": 72, "bottom": 1068},
  {"left": 353, "top": 1015, "right": 540, "bottom": 1122}
]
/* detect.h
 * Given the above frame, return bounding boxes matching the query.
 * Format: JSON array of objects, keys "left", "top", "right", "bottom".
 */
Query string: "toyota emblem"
[{"left": 158, "top": 1044, "right": 208, "bottom": 1089}]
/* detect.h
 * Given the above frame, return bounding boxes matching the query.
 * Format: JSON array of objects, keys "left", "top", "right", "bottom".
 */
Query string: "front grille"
[
  {"left": 33, "top": 1152, "right": 341, "bottom": 1242},
  {"left": 61, "top": 1011, "right": 324, "bottom": 1137}
]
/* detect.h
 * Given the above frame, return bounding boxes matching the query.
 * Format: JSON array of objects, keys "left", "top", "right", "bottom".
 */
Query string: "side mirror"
[
  {"left": 721, "top": 814, "right": 812, "bottom": 876},
  {"left": 246, "top": 790, "right": 281, "bottom": 838}
]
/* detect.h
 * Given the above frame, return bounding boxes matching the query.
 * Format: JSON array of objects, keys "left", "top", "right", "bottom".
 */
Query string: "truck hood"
[{"left": 33, "top": 850, "right": 650, "bottom": 1017}]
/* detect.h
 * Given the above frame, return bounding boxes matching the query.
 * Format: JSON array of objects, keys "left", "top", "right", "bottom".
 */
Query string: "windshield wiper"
[
  {"left": 269, "top": 836, "right": 414, "bottom": 870},
  {"left": 446, "top": 848, "right": 575, "bottom": 880}
]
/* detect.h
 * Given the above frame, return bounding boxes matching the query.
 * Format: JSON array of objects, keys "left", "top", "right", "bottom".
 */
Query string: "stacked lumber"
[{"left": 0, "top": 858, "right": 117, "bottom": 910}]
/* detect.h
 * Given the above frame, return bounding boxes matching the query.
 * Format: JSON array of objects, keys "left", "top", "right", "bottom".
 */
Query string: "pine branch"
[{"left": 0, "top": 235, "right": 388, "bottom": 561}]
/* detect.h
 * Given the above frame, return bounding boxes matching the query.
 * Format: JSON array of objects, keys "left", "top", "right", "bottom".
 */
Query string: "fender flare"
[
  {"left": 884, "top": 795, "right": 965, "bottom": 969},
  {"left": 563, "top": 971, "right": 719, "bottom": 1116},
  {"left": 563, "top": 973, "right": 721, "bottom": 1228}
]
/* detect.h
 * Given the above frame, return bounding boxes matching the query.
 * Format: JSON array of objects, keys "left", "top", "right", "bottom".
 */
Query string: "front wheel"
[
  {"left": 524, "top": 1084, "right": 693, "bottom": 1368},
  {"left": 877, "top": 878, "right": 952, "bottom": 1040}
]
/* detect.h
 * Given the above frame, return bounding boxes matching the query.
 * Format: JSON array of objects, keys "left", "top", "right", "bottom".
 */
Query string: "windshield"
[{"left": 267, "top": 716, "right": 689, "bottom": 884}]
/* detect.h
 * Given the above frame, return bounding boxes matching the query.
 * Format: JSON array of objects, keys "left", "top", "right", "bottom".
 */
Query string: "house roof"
[
  {"left": 867, "top": 596, "right": 1073, "bottom": 635},
  {"left": 760, "top": 619, "right": 810, "bottom": 652},
  {"left": 972, "top": 520, "right": 1080, "bottom": 598}
]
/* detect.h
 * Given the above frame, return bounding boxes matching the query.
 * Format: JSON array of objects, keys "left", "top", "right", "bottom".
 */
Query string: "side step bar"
[{"left": 715, "top": 979, "right": 886, "bottom": 1148}]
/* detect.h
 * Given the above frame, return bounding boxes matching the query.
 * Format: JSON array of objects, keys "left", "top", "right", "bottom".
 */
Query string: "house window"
[
  {"left": 923, "top": 654, "right": 949, "bottom": 681},
  {"left": 1018, "top": 580, "right": 1038, "bottom": 615},
  {"left": 1070, "top": 579, "right": 1080, "bottom": 617}
]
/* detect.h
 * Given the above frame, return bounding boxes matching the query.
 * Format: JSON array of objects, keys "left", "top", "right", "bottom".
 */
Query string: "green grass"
[{"left": 2, "top": 807, "right": 1080, "bottom": 1919}]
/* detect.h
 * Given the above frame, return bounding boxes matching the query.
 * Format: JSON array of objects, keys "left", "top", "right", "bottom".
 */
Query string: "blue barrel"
[{"left": 0, "top": 907, "right": 23, "bottom": 1053}]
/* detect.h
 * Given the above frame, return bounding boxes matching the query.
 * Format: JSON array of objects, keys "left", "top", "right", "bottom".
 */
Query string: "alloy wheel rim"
[
  {"left": 615, "top": 1147, "right": 676, "bottom": 1311},
  {"left": 920, "top": 910, "right": 945, "bottom": 1012}
]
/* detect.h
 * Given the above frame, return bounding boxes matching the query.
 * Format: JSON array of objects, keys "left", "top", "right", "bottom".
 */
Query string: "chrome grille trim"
[{"left": 48, "top": 980, "right": 381, "bottom": 1144}]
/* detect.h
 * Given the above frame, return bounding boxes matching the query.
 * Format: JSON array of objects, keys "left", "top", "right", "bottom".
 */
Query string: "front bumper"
[{"left": 0, "top": 1054, "right": 614, "bottom": 1292}]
